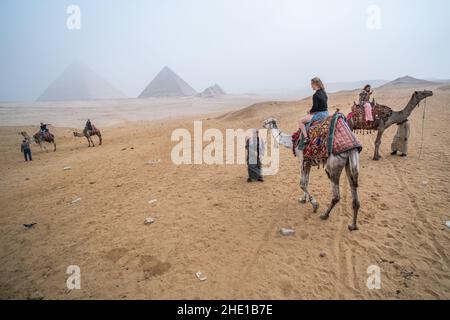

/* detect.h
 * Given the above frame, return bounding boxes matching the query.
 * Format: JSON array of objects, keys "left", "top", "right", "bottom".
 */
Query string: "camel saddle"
[
  {"left": 347, "top": 102, "right": 392, "bottom": 131},
  {"left": 35, "top": 131, "right": 54, "bottom": 140},
  {"left": 87, "top": 125, "right": 100, "bottom": 135},
  {"left": 292, "top": 113, "right": 362, "bottom": 165}
]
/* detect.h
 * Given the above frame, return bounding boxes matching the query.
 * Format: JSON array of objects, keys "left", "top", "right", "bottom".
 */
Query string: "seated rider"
[
  {"left": 359, "top": 84, "right": 374, "bottom": 122},
  {"left": 85, "top": 119, "right": 93, "bottom": 131},
  {"left": 39, "top": 123, "right": 50, "bottom": 137},
  {"left": 298, "top": 77, "right": 329, "bottom": 142}
]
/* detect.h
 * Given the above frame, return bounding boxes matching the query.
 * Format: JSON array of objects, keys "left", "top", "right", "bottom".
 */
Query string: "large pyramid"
[
  {"left": 37, "top": 62, "right": 126, "bottom": 102},
  {"left": 139, "top": 66, "right": 197, "bottom": 98}
]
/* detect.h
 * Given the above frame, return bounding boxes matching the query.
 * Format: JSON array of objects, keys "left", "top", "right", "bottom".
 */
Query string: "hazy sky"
[{"left": 1, "top": 0, "right": 449, "bottom": 101}]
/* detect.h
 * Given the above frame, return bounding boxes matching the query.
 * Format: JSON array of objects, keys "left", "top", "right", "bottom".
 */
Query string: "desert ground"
[{"left": 0, "top": 87, "right": 449, "bottom": 299}]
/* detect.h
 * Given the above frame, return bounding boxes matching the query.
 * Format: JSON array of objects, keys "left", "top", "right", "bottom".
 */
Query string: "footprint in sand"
[{"left": 140, "top": 255, "right": 171, "bottom": 279}]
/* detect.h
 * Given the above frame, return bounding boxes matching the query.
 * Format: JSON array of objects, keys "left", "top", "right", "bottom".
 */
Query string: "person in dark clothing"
[
  {"left": 21, "top": 138, "right": 32, "bottom": 161},
  {"left": 245, "top": 129, "right": 265, "bottom": 182},
  {"left": 85, "top": 119, "right": 93, "bottom": 131},
  {"left": 40, "top": 122, "right": 50, "bottom": 133},
  {"left": 298, "top": 77, "right": 329, "bottom": 140}
]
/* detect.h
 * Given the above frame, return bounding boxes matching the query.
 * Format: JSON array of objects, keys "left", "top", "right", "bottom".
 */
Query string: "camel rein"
[{"left": 418, "top": 98, "right": 427, "bottom": 160}]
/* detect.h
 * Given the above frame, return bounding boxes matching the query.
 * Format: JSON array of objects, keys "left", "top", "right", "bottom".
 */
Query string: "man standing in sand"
[
  {"left": 21, "top": 138, "right": 32, "bottom": 162},
  {"left": 391, "top": 120, "right": 410, "bottom": 157},
  {"left": 246, "top": 129, "right": 265, "bottom": 182}
]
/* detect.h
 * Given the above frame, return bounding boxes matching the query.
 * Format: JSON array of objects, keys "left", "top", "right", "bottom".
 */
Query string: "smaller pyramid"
[
  {"left": 379, "top": 76, "right": 439, "bottom": 89},
  {"left": 198, "top": 84, "right": 226, "bottom": 97},
  {"left": 37, "top": 61, "right": 126, "bottom": 101},
  {"left": 139, "top": 66, "right": 197, "bottom": 98}
]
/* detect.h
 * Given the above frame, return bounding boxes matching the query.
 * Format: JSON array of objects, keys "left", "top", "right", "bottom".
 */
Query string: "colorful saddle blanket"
[
  {"left": 348, "top": 103, "right": 392, "bottom": 130},
  {"left": 292, "top": 113, "right": 362, "bottom": 164},
  {"left": 35, "top": 131, "right": 54, "bottom": 141}
]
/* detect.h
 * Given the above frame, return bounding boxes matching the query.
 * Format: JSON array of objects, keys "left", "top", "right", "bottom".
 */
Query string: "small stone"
[
  {"left": 146, "top": 159, "right": 161, "bottom": 165},
  {"left": 144, "top": 217, "right": 155, "bottom": 225},
  {"left": 396, "top": 290, "right": 401, "bottom": 295},
  {"left": 445, "top": 221, "right": 450, "bottom": 229},
  {"left": 148, "top": 199, "right": 157, "bottom": 204},
  {"left": 23, "top": 223, "right": 37, "bottom": 229},
  {"left": 28, "top": 291, "right": 44, "bottom": 300},
  {"left": 280, "top": 228, "right": 295, "bottom": 236},
  {"left": 196, "top": 271, "right": 207, "bottom": 281},
  {"left": 25, "top": 178, "right": 30, "bottom": 181},
  {"left": 71, "top": 198, "right": 82, "bottom": 204},
  {"left": 319, "top": 252, "right": 326, "bottom": 258},
  {"left": 421, "top": 180, "right": 428, "bottom": 186},
  {"left": 63, "top": 166, "right": 72, "bottom": 171}
]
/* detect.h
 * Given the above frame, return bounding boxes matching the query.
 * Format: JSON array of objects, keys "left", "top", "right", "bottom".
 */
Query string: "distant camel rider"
[
  {"left": 359, "top": 85, "right": 374, "bottom": 122},
  {"left": 298, "top": 77, "right": 329, "bottom": 142},
  {"left": 85, "top": 119, "right": 93, "bottom": 131},
  {"left": 39, "top": 123, "right": 51, "bottom": 138}
]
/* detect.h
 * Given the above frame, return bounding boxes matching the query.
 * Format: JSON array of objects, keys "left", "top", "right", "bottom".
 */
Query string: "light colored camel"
[
  {"left": 73, "top": 127, "right": 102, "bottom": 147},
  {"left": 19, "top": 131, "right": 56, "bottom": 152},
  {"left": 263, "top": 117, "right": 361, "bottom": 231},
  {"left": 348, "top": 90, "right": 433, "bottom": 160}
]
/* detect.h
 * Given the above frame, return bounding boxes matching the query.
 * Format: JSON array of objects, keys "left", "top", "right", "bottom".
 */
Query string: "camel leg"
[
  {"left": 98, "top": 134, "right": 102, "bottom": 146},
  {"left": 90, "top": 135, "right": 95, "bottom": 147},
  {"left": 345, "top": 151, "right": 360, "bottom": 231},
  {"left": 86, "top": 136, "right": 91, "bottom": 147},
  {"left": 321, "top": 154, "right": 346, "bottom": 220},
  {"left": 373, "top": 129, "right": 384, "bottom": 161},
  {"left": 300, "top": 161, "right": 319, "bottom": 213},
  {"left": 53, "top": 140, "right": 56, "bottom": 152}
]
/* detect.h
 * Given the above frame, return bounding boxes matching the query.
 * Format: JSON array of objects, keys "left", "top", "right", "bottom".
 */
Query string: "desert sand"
[{"left": 0, "top": 87, "right": 449, "bottom": 299}]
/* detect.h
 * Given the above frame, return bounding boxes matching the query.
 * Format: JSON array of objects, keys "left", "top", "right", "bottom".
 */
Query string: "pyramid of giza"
[
  {"left": 139, "top": 66, "right": 197, "bottom": 98},
  {"left": 37, "top": 62, "right": 126, "bottom": 102},
  {"left": 198, "top": 84, "right": 226, "bottom": 97}
]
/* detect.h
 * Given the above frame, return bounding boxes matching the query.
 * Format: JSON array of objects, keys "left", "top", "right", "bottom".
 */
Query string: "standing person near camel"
[
  {"left": 20, "top": 138, "right": 32, "bottom": 161},
  {"left": 391, "top": 119, "right": 410, "bottom": 157}
]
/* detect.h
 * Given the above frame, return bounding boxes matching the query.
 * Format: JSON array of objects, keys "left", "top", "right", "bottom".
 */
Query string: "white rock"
[
  {"left": 71, "top": 197, "right": 81, "bottom": 204},
  {"left": 146, "top": 159, "right": 161, "bottom": 165},
  {"left": 144, "top": 217, "right": 155, "bottom": 225},
  {"left": 63, "top": 167, "right": 72, "bottom": 171},
  {"left": 280, "top": 228, "right": 295, "bottom": 236},
  {"left": 195, "top": 271, "right": 207, "bottom": 281},
  {"left": 421, "top": 180, "right": 428, "bottom": 186},
  {"left": 446, "top": 221, "right": 450, "bottom": 229},
  {"left": 148, "top": 199, "right": 157, "bottom": 204}
]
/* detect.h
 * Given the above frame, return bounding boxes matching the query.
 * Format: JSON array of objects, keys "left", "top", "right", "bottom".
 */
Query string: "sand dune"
[{"left": 0, "top": 86, "right": 449, "bottom": 299}]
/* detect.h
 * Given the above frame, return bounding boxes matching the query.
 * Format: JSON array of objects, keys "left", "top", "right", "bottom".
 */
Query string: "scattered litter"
[
  {"left": 28, "top": 291, "right": 44, "bottom": 300},
  {"left": 71, "top": 197, "right": 82, "bottom": 204},
  {"left": 146, "top": 159, "right": 161, "bottom": 165},
  {"left": 421, "top": 180, "right": 428, "bottom": 186},
  {"left": 148, "top": 199, "right": 157, "bottom": 205},
  {"left": 63, "top": 166, "right": 72, "bottom": 171},
  {"left": 446, "top": 221, "right": 450, "bottom": 229},
  {"left": 144, "top": 217, "right": 155, "bottom": 225},
  {"left": 280, "top": 228, "right": 295, "bottom": 236},
  {"left": 195, "top": 271, "right": 207, "bottom": 281},
  {"left": 23, "top": 223, "right": 37, "bottom": 229}
]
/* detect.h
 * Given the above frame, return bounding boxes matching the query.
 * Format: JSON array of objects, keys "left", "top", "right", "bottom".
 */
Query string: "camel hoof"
[
  {"left": 348, "top": 224, "right": 359, "bottom": 231},
  {"left": 312, "top": 203, "right": 319, "bottom": 213},
  {"left": 320, "top": 214, "right": 329, "bottom": 220}
]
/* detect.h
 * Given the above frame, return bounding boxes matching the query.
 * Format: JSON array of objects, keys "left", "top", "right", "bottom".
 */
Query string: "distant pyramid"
[
  {"left": 37, "top": 62, "right": 126, "bottom": 102},
  {"left": 378, "top": 76, "right": 439, "bottom": 89},
  {"left": 198, "top": 84, "right": 226, "bottom": 97},
  {"left": 139, "top": 66, "right": 197, "bottom": 98}
]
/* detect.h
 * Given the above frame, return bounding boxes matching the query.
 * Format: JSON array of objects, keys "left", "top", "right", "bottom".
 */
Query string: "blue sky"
[{"left": 0, "top": 0, "right": 449, "bottom": 101}]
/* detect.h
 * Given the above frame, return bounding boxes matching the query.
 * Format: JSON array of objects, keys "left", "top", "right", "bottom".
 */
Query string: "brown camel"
[
  {"left": 348, "top": 90, "right": 433, "bottom": 160},
  {"left": 20, "top": 131, "right": 56, "bottom": 152},
  {"left": 73, "top": 127, "right": 102, "bottom": 147}
]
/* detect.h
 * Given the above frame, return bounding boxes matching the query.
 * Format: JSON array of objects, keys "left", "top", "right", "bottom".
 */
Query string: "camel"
[
  {"left": 73, "top": 127, "right": 102, "bottom": 147},
  {"left": 20, "top": 131, "right": 56, "bottom": 152},
  {"left": 348, "top": 90, "right": 433, "bottom": 160},
  {"left": 262, "top": 116, "right": 362, "bottom": 231}
]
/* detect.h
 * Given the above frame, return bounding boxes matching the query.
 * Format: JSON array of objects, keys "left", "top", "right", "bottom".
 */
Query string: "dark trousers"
[{"left": 23, "top": 148, "right": 32, "bottom": 161}]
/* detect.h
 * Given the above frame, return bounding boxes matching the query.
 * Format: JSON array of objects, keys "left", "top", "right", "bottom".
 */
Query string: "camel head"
[
  {"left": 262, "top": 117, "right": 279, "bottom": 130},
  {"left": 73, "top": 131, "right": 84, "bottom": 138},
  {"left": 414, "top": 90, "right": 433, "bottom": 101}
]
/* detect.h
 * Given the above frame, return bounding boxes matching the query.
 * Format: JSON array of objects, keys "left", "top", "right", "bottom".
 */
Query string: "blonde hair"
[{"left": 311, "top": 77, "right": 325, "bottom": 90}]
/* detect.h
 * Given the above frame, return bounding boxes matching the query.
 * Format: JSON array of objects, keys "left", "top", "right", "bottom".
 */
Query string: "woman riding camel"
[
  {"left": 359, "top": 84, "right": 374, "bottom": 123},
  {"left": 298, "top": 77, "right": 329, "bottom": 141}
]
